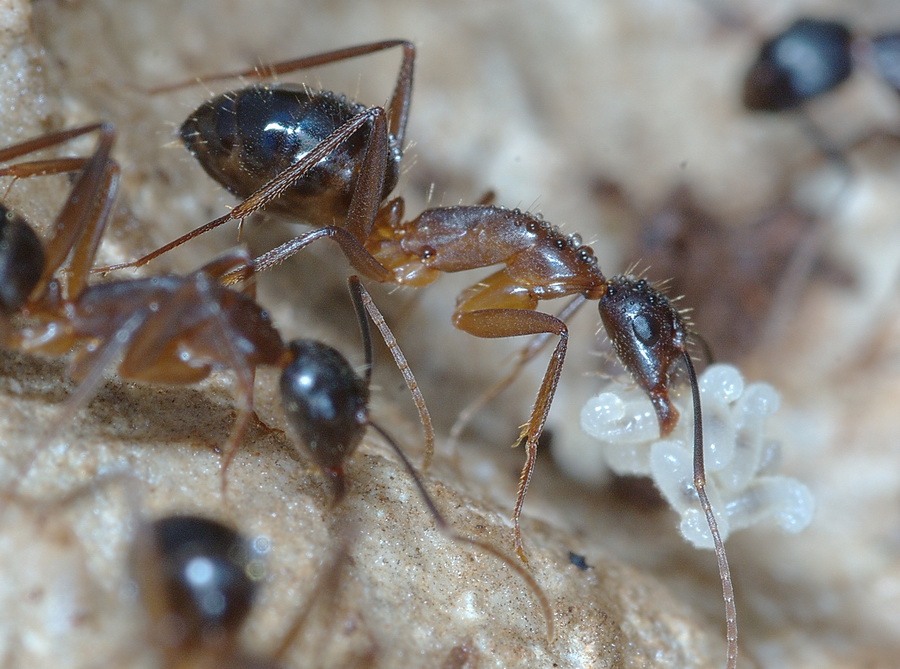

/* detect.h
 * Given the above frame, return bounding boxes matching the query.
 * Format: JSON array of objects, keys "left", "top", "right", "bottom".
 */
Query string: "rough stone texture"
[{"left": 0, "top": 0, "right": 897, "bottom": 667}]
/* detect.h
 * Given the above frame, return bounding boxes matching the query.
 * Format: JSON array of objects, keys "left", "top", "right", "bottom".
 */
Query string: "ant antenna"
[{"left": 682, "top": 350, "right": 737, "bottom": 669}]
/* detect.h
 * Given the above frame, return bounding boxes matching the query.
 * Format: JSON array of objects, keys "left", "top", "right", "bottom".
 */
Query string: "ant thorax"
[
  {"left": 397, "top": 206, "right": 606, "bottom": 295},
  {"left": 577, "top": 363, "right": 815, "bottom": 548}
]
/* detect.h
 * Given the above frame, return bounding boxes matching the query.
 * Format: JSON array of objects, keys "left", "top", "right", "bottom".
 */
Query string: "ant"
[
  {"left": 87, "top": 42, "right": 731, "bottom": 663},
  {"left": 741, "top": 16, "right": 900, "bottom": 170},
  {"left": 0, "top": 121, "right": 433, "bottom": 501},
  {"left": 744, "top": 17, "right": 899, "bottom": 113},
  {"left": 0, "top": 122, "right": 290, "bottom": 494},
  {"left": 0, "top": 124, "right": 553, "bottom": 640},
  {"left": 132, "top": 514, "right": 368, "bottom": 668}
]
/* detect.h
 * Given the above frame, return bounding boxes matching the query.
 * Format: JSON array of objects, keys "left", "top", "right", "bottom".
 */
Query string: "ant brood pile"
[{"left": 579, "top": 360, "right": 815, "bottom": 548}]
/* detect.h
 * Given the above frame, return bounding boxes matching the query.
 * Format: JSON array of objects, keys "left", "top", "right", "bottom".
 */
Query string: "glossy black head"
[
  {"left": 872, "top": 33, "right": 900, "bottom": 94},
  {"left": 597, "top": 276, "right": 688, "bottom": 435},
  {"left": 133, "top": 515, "right": 257, "bottom": 652},
  {"left": 744, "top": 18, "right": 853, "bottom": 111},
  {"left": 280, "top": 339, "right": 369, "bottom": 501},
  {"left": 180, "top": 84, "right": 400, "bottom": 225},
  {"left": 0, "top": 204, "right": 44, "bottom": 315}
]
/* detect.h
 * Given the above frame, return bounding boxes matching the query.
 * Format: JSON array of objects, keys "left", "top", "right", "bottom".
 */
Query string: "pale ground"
[{"left": 0, "top": 0, "right": 898, "bottom": 667}]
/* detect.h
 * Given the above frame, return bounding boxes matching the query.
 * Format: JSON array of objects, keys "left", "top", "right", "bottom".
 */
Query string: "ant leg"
[
  {"left": 449, "top": 295, "right": 585, "bottom": 449},
  {"left": 97, "top": 108, "right": 390, "bottom": 273},
  {"left": 347, "top": 275, "right": 435, "bottom": 470},
  {"left": 220, "top": 225, "right": 393, "bottom": 286},
  {"left": 366, "top": 419, "right": 555, "bottom": 642},
  {"left": 0, "top": 123, "right": 109, "bottom": 165},
  {"left": 682, "top": 351, "right": 738, "bottom": 669},
  {"left": 122, "top": 258, "right": 271, "bottom": 496},
  {"left": 270, "top": 525, "right": 357, "bottom": 664},
  {"left": 2, "top": 309, "right": 149, "bottom": 503},
  {"left": 453, "top": 291, "right": 569, "bottom": 561}
]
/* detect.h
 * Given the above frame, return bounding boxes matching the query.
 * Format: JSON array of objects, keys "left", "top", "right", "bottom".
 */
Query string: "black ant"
[
  {"left": 744, "top": 17, "right": 899, "bottom": 113},
  {"left": 132, "top": 514, "right": 369, "bottom": 668},
  {"left": 87, "top": 43, "right": 732, "bottom": 663},
  {"left": 742, "top": 16, "right": 900, "bottom": 170},
  {"left": 0, "top": 124, "right": 553, "bottom": 640}
]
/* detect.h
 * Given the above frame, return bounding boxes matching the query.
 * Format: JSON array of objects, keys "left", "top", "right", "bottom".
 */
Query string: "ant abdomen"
[
  {"left": 0, "top": 204, "right": 44, "bottom": 316},
  {"left": 132, "top": 515, "right": 258, "bottom": 657},
  {"left": 279, "top": 339, "right": 369, "bottom": 502},
  {"left": 181, "top": 84, "right": 401, "bottom": 225},
  {"left": 597, "top": 276, "right": 688, "bottom": 436},
  {"left": 743, "top": 18, "right": 854, "bottom": 112}
]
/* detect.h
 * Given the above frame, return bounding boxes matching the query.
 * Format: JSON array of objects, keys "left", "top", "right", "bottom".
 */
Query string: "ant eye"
[{"left": 632, "top": 313, "right": 659, "bottom": 347}]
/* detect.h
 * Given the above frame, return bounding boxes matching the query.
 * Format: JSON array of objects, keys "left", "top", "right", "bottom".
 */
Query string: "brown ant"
[
  {"left": 0, "top": 122, "right": 289, "bottom": 493},
  {"left": 0, "top": 122, "right": 432, "bottom": 500},
  {"left": 86, "top": 42, "right": 732, "bottom": 663}
]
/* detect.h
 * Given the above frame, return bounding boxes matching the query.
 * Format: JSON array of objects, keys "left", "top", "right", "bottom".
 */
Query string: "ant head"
[
  {"left": 0, "top": 204, "right": 44, "bottom": 315},
  {"left": 744, "top": 18, "right": 854, "bottom": 111},
  {"left": 132, "top": 515, "right": 257, "bottom": 653},
  {"left": 597, "top": 275, "right": 688, "bottom": 436},
  {"left": 280, "top": 339, "right": 370, "bottom": 503}
]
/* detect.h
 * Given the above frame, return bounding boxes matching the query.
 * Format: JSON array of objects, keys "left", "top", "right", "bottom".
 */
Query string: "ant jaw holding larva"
[
  {"left": 596, "top": 273, "right": 740, "bottom": 668},
  {"left": 597, "top": 274, "right": 688, "bottom": 436}
]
